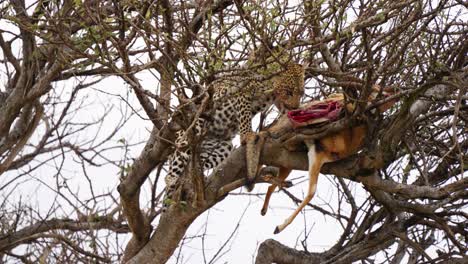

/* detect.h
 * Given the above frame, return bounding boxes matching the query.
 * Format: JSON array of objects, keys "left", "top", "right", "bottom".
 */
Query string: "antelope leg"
[
  {"left": 261, "top": 167, "right": 292, "bottom": 216},
  {"left": 274, "top": 144, "right": 325, "bottom": 234}
]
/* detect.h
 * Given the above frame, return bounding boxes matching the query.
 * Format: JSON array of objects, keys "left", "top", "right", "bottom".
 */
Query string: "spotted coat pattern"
[{"left": 164, "top": 64, "right": 305, "bottom": 208}]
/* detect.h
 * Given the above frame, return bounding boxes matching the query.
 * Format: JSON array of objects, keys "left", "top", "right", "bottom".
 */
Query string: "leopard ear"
[{"left": 285, "top": 63, "right": 305, "bottom": 74}]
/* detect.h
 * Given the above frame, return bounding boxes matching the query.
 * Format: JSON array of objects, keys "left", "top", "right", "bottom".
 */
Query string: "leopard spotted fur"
[{"left": 164, "top": 64, "right": 305, "bottom": 209}]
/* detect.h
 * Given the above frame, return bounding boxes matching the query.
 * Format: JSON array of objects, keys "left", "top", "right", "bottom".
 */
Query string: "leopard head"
[{"left": 272, "top": 63, "right": 305, "bottom": 112}]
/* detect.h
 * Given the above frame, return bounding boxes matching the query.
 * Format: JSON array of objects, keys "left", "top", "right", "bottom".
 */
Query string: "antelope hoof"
[
  {"left": 245, "top": 181, "right": 255, "bottom": 192},
  {"left": 260, "top": 207, "right": 267, "bottom": 216},
  {"left": 273, "top": 226, "right": 281, "bottom": 234},
  {"left": 283, "top": 180, "right": 293, "bottom": 188}
]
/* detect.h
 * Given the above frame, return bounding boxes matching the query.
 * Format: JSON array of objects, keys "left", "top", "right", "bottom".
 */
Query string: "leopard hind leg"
[
  {"left": 164, "top": 118, "right": 206, "bottom": 206},
  {"left": 163, "top": 149, "right": 190, "bottom": 211},
  {"left": 200, "top": 139, "right": 233, "bottom": 170}
]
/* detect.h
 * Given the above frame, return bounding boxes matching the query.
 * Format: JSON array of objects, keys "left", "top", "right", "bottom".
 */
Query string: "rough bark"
[
  {"left": 124, "top": 81, "right": 465, "bottom": 263},
  {"left": 255, "top": 239, "right": 324, "bottom": 264}
]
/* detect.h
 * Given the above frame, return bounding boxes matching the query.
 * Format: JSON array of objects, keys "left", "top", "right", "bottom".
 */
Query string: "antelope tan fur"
[{"left": 262, "top": 86, "right": 398, "bottom": 234}]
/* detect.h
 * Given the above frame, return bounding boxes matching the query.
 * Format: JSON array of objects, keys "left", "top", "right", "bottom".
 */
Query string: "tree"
[{"left": 0, "top": 0, "right": 466, "bottom": 263}]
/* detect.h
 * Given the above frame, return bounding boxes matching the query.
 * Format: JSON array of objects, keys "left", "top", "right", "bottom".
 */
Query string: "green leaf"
[
  {"left": 163, "top": 198, "right": 175, "bottom": 206},
  {"left": 214, "top": 61, "right": 223, "bottom": 71},
  {"left": 180, "top": 201, "right": 188, "bottom": 211},
  {"left": 376, "top": 12, "right": 385, "bottom": 21},
  {"left": 74, "top": 0, "right": 82, "bottom": 7},
  {"left": 124, "top": 164, "right": 132, "bottom": 173},
  {"left": 145, "top": 9, "right": 152, "bottom": 19}
]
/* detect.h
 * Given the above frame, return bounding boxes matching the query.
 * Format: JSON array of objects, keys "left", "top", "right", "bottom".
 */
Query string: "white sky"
[
  {"left": 2, "top": 1, "right": 465, "bottom": 262},
  {"left": 0, "top": 70, "right": 372, "bottom": 263}
]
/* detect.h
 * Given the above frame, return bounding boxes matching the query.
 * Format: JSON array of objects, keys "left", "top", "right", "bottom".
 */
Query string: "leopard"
[{"left": 163, "top": 63, "right": 305, "bottom": 210}]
